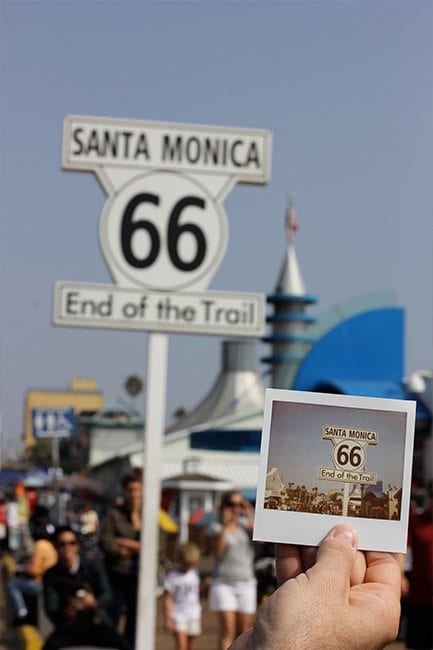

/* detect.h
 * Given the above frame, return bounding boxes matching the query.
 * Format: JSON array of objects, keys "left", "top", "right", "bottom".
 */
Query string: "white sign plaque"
[
  {"left": 62, "top": 115, "right": 271, "bottom": 183},
  {"left": 53, "top": 281, "right": 265, "bottom": 337}
]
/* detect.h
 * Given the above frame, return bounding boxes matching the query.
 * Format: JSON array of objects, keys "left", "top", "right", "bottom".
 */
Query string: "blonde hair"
[{"left": 176, "top": 541, "right": 200, "bottom": 565}]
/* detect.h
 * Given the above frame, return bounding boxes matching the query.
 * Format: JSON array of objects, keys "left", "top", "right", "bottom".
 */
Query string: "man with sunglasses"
[{"left": 42, "top": 525, "right": 130, "bottom": 650}]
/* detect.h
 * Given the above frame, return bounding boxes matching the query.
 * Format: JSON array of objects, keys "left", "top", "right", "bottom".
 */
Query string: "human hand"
[
  {"left": 118, "top": 544, "right": 132, "bottom": 557},
  {"left": 65, "top": 592, "right": 90, "bottom": 618},
  {"left": 221, "top": 507, "right": 233, "bottom": 526},
  {"left": 79, "top": 590, "right": 97, "bottom": 610},
  {"left": 116, "top": 536, "right": 140, "bottom": 555},
  {"left": 238, "top": 499, "right": 254, "bottom": 528},
  {"left": 65, "top": 597, "right": 80, "bottom": 618},
  {"left": 71, "top": 589, "right": 97, "bottom": 613},
  {"left": 242, "top": 498, "right": 253, "bottom": 513},
  {"left": 230, "top": 524, "right": 401, "bottom": 650}
]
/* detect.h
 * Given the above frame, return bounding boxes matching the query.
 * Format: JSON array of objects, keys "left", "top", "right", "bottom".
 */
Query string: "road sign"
[
  {"left": 62, "top": 115, "right": 272, "bottom": 291},
  {"left": 53, "top": 281, "right": 265, "bottom": 337},
  {"left": 56, "top": 114, "right": 272, "bottom": 650},
  {"left": 62, "top": 115, "right": 271, "bottom": 183},
  {"left": 32, "top": 408, "right": 76, "bottom": 439}
]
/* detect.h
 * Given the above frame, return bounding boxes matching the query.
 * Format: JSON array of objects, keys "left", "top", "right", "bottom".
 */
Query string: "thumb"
[{"left": 308, "top": 524, "right": 358, "bottom": 599}]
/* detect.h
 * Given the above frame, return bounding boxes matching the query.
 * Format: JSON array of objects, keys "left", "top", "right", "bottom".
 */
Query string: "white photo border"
[{"left": 253, "top": 389, "right": 416, "bottom": 553}]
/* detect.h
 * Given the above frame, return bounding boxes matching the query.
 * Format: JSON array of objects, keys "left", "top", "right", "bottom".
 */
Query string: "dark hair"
[
  {"left": 30, "top": 505, "right": 54, "bottom": 540},
  {"left": 33, "top": 522, "right": 55, "bottom": 541},
  {"left": 32, "top": 505, "right": 51, "bottom": 518},
  {"left": 220, "top": 489, "right": 242, "bottom": 509},
  {"left": 122, "top": 468, "right": 142, "bottom": 489},
  {"left": 53, "top": 525, "right": 79, "bottom": 545}
]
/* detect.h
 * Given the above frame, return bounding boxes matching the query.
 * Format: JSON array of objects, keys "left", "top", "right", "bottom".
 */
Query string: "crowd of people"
[
  {"left": 0, "top": 475, "right": 431, "bottom": 650},
  {"left": 1, "top": 470, "right": 144, "bottom": 650}
]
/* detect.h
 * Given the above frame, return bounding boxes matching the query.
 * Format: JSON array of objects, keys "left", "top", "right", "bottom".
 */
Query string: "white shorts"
[
  {"left": 173, "top": 619, "right": 201, "bottom": 636},
  {"left": 209, "top": 579, "right": 257, "bottom": 614}
]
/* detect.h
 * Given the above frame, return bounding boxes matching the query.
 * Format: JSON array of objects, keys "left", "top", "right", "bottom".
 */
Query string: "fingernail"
[{"left": 329, "top": 524, "right": 358, "bottom": 549}]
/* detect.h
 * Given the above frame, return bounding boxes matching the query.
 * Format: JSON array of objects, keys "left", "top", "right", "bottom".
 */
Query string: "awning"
[
  {"left": 0, "top": 469, "right": 25, "bottom": 487},
  {"left": 314, "top": 378, "right": 431, "bottom": 421},
  {"left": 161, "top": 456, "right": 259, "bottom": 490},
  {"left": 189, "top": 510, "right": 217, "bottom": 527}
]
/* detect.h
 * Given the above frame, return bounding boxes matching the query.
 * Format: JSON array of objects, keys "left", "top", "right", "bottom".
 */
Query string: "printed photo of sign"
[{"left": 253, "top": 389, "right": 416, "bottom": 552}]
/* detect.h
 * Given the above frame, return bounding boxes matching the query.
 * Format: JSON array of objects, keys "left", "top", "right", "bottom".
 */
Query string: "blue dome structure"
[{"left": 292, "top": 306, "right": 430, "bottom": 421}]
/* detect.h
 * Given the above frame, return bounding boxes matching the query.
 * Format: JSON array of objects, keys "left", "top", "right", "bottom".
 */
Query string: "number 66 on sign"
[{"left": 99, "top": 171, "right": 227, "bottom": 291}]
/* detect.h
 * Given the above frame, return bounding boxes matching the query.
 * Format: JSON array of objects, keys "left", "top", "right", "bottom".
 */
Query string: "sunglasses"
[
  {"left": 58, "top": 539, "right": 78, "bottom": 547},
  {"left": 227, "top": 501, "right": 243, "bottom": 508}
]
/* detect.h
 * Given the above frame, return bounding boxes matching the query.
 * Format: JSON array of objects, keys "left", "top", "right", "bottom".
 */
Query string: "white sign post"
[
  {"left": 140, "top": 331, "right": 168, "bottom": 648},
  {"left": 55, "top": 115, "right": 272, "bottom": 649}
]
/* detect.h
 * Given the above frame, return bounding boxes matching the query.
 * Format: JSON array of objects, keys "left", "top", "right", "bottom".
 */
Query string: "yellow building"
[{"left": 24, "top": 378, "right": 104, "bottom": 448}]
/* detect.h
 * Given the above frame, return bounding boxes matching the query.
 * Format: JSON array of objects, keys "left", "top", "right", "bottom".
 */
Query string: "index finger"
[
  {"left": 363, "top": 551, "right": 402, "bottom": 594},
  {"left": 275, "top": 543, "right": 318, "bottom": 586}
]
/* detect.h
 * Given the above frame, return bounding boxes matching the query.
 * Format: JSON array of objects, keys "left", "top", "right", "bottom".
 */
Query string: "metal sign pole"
[
  {"left": 51, "top": 437, "right": 61, "bottom": 524},
  {"left": 135, "top": 331, "right": 169, "bottom": 650}
]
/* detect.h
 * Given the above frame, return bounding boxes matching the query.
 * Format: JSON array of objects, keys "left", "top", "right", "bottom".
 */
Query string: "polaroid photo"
[{"left": 253, "top": 389, "right": 416, "bottom": 552}]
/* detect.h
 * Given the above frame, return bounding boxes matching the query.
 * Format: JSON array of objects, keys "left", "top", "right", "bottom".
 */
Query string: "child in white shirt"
[{"left": 163, "top": 541, "right": 202, "bottom": 650}]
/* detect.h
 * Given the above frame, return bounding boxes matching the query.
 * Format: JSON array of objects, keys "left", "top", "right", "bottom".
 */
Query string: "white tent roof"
[{"left": 167, "top": 340, "right": 265, "bottom": 432}]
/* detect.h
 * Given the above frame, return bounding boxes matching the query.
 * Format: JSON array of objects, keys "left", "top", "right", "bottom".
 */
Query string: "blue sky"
[{"left": 1, "top": 0, "right": 432, "bottom": 452}]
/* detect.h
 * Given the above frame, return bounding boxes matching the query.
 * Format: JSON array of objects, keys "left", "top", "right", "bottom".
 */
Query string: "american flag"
[{"left": 285, "top": 193, "right": 299, "bottom": 239}]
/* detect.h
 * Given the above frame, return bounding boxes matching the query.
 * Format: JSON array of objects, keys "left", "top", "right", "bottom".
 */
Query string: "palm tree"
[
  {"left": 173, "top": 407, "right": 188, "bottom": 420},
  {"left": 124, "top": 374, "right": 144, "bottom": 411}
]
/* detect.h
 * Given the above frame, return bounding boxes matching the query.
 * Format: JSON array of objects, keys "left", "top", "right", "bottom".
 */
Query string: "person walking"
[
  {"left": 208, "top": 490, "right": 256, "bottom": 650},
  {"left": 78, "top": 502, "right": 100, "bottom": 559},
  {"left": 163, "top": 541, "right": 203, "bottom": 650},
  {"left": 100, "top": 469, "right": 142, "bottom": 647}
]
